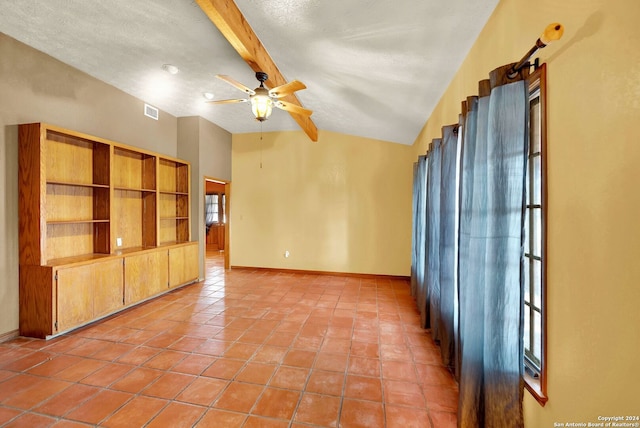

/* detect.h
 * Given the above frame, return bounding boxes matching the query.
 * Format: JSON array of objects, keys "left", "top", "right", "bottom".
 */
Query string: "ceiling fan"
[{"left": 208, "top": 71, "right": 312, "bottom": 122}]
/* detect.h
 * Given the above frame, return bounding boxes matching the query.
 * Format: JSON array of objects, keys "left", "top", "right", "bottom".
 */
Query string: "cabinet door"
[
  {"left": 124, "top": 250, "right": 169, "bottom": 305},
  {"left": 93, "top": 259, "right": 124, "bottom": 317},
  {"left": 56, "top": 259, "right": 125, "bottom": 333},
  {"left": 169, "top": 244, "right": 198, "bottom": 288},
  {"left": 184, "top": 244, "right": 199, "bottom": 284},
  {"left": 56, "top": 264, "right": 94, "bottom": 332}
]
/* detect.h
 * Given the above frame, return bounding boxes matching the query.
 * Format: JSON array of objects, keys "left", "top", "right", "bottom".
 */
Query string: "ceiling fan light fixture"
[
  {"left": 210, "top": 71, "right": 310, "bottom": 123},
  {"left": 250, "top": 87, "right": 273, "bottom": 121}
]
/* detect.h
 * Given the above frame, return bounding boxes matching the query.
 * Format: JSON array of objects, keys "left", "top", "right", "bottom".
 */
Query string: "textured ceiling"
[{"left": 0, "top": 0, "right": 498, "bottom": 145}]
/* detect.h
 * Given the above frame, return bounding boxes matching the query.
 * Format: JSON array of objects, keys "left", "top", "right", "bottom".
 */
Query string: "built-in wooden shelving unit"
[{"left": 18, "top": 123, "right": 198, "bottom": 338}]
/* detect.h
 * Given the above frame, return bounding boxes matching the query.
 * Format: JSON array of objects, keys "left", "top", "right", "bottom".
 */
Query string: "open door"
[{"left": 204, "top": 177, "right": 230, "bottom": 270}]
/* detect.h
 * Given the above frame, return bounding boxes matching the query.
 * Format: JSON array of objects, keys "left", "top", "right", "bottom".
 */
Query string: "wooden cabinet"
[
  {"left": 124, "top": 249, "right": 169, "bottom": 305},
  {"left": 206, "top": 224, "right": 225, "bottom": 250},
  {"left": 92, "top": 259, "right": 126, "bottom": 318},
  {"left": 169, "top": 244, "right": 199, "bottom": 288},
  {"left": 56, "top": 264, "right": 94, "bottom": 332},
  {"left": 18, "top": 123, "right": 199, "bottom": 338},
  {"left": 56, "top": 258, "right": 124, "bottom": 332}
]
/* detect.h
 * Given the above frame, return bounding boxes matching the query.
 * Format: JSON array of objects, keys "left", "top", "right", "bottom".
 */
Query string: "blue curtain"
[
  {"left": 436, "top": 125, "right": 459, "bottom": 368},
  {"left": 410, "top": 64, "right": 529, "bottom": 428},
  {"left": 426, "top": 139, "right": 442, "bottom": 330},
  {"left": 482, "top": 78, "right": 527, "bottom": 427},
  {"left": 458, "top": 68, "right": 528, "bottom": 427},
  {"left": 411, "top": 162, "right": 419, "bottom": 297},
  {"left": 458, "top": 93, "right": 489, "bottom": 427},
  {"left": 411, "top": 156, "right": 429, "bottom": 323},
  {"left": 456, "top": 98, "right": 478, "bottom": 381}
]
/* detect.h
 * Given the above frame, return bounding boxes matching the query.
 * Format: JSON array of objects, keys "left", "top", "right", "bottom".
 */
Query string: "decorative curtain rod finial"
[
  {"left": 540, "top": 23, "right": 564, "bottom": 46},
  {"left": 510, "top": 23, "right": 564, "bottom": 77}
]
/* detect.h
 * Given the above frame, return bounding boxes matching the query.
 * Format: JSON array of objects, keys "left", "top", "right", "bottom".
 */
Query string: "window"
[
  {"left": 205, "top": 194, "right": 219, "bottom": 226},
  {"left": 523, "top": 64, "right": 547, "bottom": 404},
  {"left": 222, "top": 193, "right": 226, "bottom": 224},
  {"left": 205, "top": 193, "right": 226, "bottom": 226}
]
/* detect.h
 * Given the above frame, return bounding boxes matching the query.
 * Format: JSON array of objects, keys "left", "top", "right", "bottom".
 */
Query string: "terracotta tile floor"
[{"left": 0, "top": 251, "right": 458, "bottom": 427}]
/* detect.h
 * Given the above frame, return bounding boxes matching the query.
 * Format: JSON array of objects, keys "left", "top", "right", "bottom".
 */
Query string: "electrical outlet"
[
  {"left": 284, "top": 250, "right": 290, "bottom": 258},
  {"left": 116, "top": 237, "right": 122, "bottom": 247}
]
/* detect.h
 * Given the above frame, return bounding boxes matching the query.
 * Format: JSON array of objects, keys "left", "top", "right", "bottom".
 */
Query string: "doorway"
[{"left": 204, "top": 177, "right": 230, "bottom": 270}]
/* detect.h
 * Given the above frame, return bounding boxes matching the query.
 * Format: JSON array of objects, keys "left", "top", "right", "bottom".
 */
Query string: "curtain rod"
[{"left": 509, "top": 23, "right": 564, "bottom": 78}]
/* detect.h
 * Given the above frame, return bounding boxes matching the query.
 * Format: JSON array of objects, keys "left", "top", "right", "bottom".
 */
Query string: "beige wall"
[
  {"left": 414, "top": 0, "right": 640, "bottom": 424},
  {"left": 231, "top": 130, "right": 413, "bottom": 276},
  {"left": 178, "top": 116, "right": 232, "bottom": 279},
  {"left": 198, "top": 117, "right": 232, "bottom": 183},
  {"left": 0, "top": 34, "right": 179, "bottom": 156}
]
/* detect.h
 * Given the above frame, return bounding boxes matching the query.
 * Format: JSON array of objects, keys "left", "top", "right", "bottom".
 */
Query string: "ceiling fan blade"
[
  {"left": 216, "top": 75, "right": 255, "bottom": 95},
  {"left": 275, "top": 100, "right": 313, "bottom": 116},
  {"left": 206, "top": 98, "right": 248, "bottom": 104},
  {"left": 268, "top": 80, "right": 307, "bottom": 98}
]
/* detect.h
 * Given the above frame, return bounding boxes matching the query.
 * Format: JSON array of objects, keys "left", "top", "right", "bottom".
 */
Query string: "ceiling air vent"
[{"left": 144, "top": 103, "right": 159, "bottom": 120}]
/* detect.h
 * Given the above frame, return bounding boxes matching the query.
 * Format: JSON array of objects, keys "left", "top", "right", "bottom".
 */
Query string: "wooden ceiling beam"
[{"left": 195, "top": 0, "right": 318, "bottom": 142}]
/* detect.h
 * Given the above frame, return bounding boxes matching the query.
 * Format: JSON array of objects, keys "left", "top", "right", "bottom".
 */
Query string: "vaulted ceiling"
[{"left": 0, "top": 0, "right": 499, "bottom": 145}]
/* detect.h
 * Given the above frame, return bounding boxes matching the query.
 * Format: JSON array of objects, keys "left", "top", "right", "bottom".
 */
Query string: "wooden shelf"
[
  {"left": 114, "top": 186, "right": 156, "bottom": 192},
  {"left": 112, "top": 246, "right": 157, "bottom": 255},
  {"left": 159, "top": 191, "right": 189, "bottom": 196},
  {"left": 112, "top": 146, "right": 158, "bottom": 249},
  {"left": 45, "top": 132, "right": 110, "bottom": 189},
  {"left": 47, "top": 181, "right": 109, "bottom": 188},
  {"left": 47, "top": 219, "right": 109, "bottom": 225},
  {"left": 158, "top": 165, "right": 190, "bottom": 243},
  {"left": 158, "top": 158, "right": 189, "bottom": 194},
  {"left": 113, "top": 146, "right": 156, "bottom": 190},
  {"left": 19, "top": 123, "right": 197, "bottom": 339},
  {"left": 46, "top": 252, "right": 114, "bottom": 267},
  {"left": 158, "top": 241, "right": 184, "bottom": 247}
]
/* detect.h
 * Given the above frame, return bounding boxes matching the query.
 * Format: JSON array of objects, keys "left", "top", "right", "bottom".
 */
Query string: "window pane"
[
  {"left": 524, "top": 209, "right": 530, "bottom": 253},
  {"left": 533, "top": 309, "right": 542, "bottom": 366},
  {"left": 213, "top": 194, "right": 219, "bottom": 223},
  {"left": 222, "top": 194, "right": 226, "bottom": 224},
  {"left": 524, "top": 304, "right": 531, "bottom": 352},
  {"left": 526, "top": 157, "right": 531, "bottom": 202},
  {"left": 524, "top": 256, "right": 531, "bottom": 303},
  {"left": 532, "top": 208, "right": 541, "bottom": 256},
  {"left": 530, "top": 96, "right": 540, "bottom": 153},
  {"left": 532, "top": 259, "right": 542, "bottom": 308},
  {"left": 205, "top": 195, "right": 218, "bottom": 225},
  {"left": 532, "top": 155, "right": 542, "bottom": 205}
]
